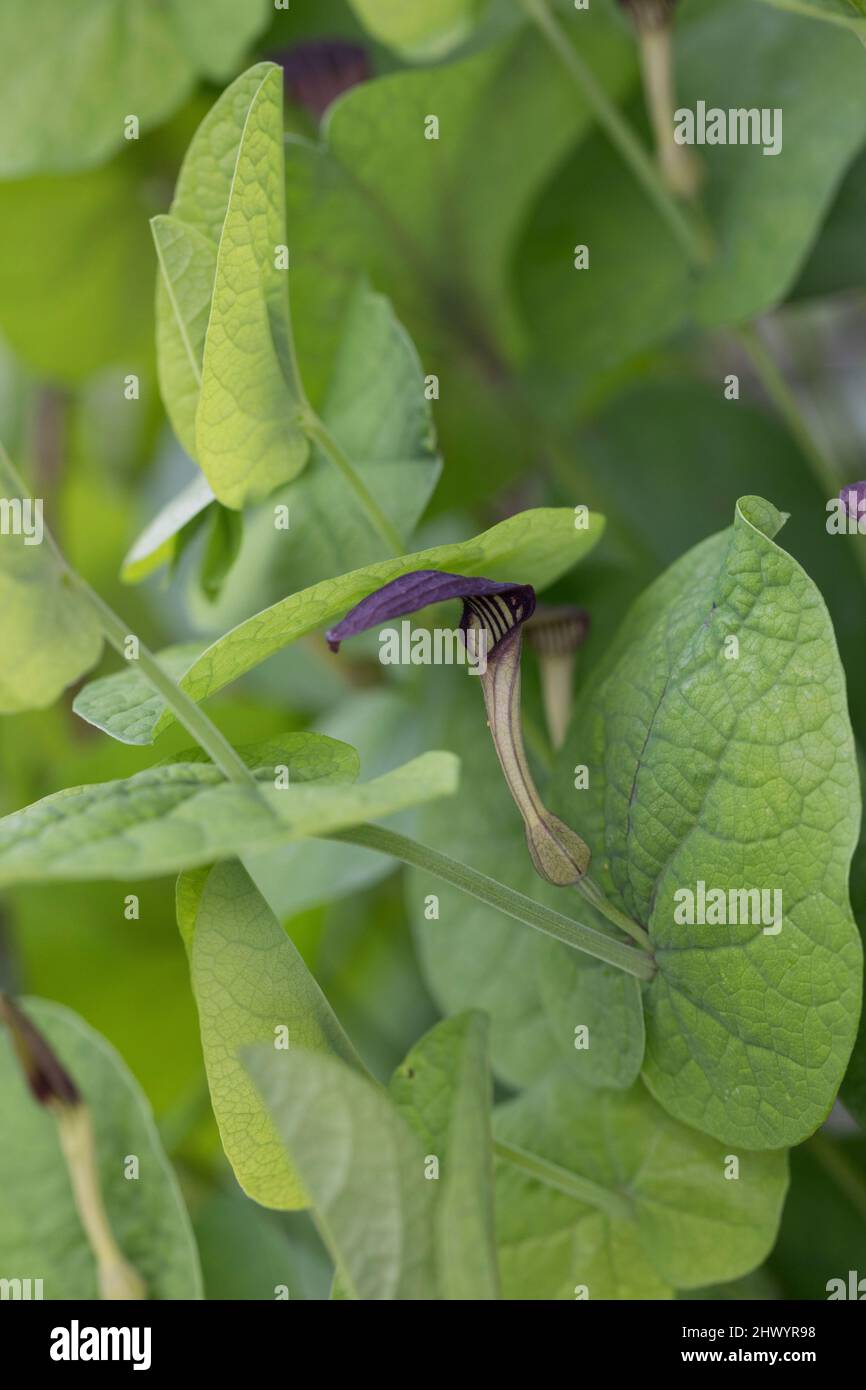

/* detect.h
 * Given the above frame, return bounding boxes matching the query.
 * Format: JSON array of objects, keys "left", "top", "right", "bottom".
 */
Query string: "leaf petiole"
[
  {"left": 493, "top": 1138, "right": 633, "bottom": 1222},
  {"left": 326, "top": 822, "right": 657, "bottom": 980},
  {"left": 302, "top": 410, "right": 404, "bottom": 556}
]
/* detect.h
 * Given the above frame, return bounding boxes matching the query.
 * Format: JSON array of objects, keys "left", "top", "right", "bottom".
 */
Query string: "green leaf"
[
  {"left": 0, "top": 737, "right": 459, "bottom": 885},
  {"left": 0, "top": 998, "right": 202, "bottom": 1298},
  {"left": 0, "top": 0, "right": 271, "bottom": 176},
  {"left": 194, "top": 65, "right": 309, "bottom": 508},
  {"left": 122, "top": 474, "right": 215, "bottom": 584},
  {"left": 758, "top": 0, "right": 866, "bottom": 40},
  {"left": 520, "top": 1, "right": 866, "bottom": 373},
  {"left": 180, "top": 859, "right": 363, "bottom": 1210},
  {"left": 494, "top": 1072, "right": 788, "bottom": 1300},
  {"left": 390, "top": 1011, "right": 500, "bottom": 1299},
  {"left": 347, "top": 0, "right": 486, "bottom": 59},
  {"left": 0, "top": 159, "right": 154, "bottom": 382},
  {"left": 142, "top": 275, "right": 442, "bottom": 597},
  {"left": 73, "top": 505, "right": 605, "bottom": 745},
  {"left": 283, "top": 11, "right": 634, "bottom": 507},
  {"left": 151, "top": 65, "right": 309, "bottom": 508},
  {"left": 152, "top": 216, "right": 216, "bottom": 461},
  {"left": 168, "top": 0, "right": 272, "bottom": 81},
  {"left": 0, "top": 450, "right": 103, "bottom": 713},
  {"left": 245, "top": 1046, "right": 439, "bottom": 1299},
  {"left": 412, "top": 668, "right": 644, "bottom": 1090},
  {"left": 231, "top": 279, "right": 442, "bottom": 594},
  {"left": 554, "top": 496, "right": 862, "bottom": 1148}
]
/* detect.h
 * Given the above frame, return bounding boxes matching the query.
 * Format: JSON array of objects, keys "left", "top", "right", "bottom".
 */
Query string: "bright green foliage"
[
  {"left": 347, "top": 0, "right": 486, "bottom": 59},
  {"left": 494, "top": 1072, "right": 788, "bottom": 1300},
  {"left": 390, "top": 1011, "right": 500, "bottom": 1299},
  {"left": 0, "top": 998, "right": 202, "bottom": 1298},
  {"left": 0, "top": 450, "right": 103, "bottom": 712},
  {"left": 246, "top": 1047, "right": 440, "bottom": 1299},
  {"left": 0, "top": 0, "right": 271, "bottom": 176},
  {"left": 180, "top": 860, "right": 362, "bottom": 1210},
  {"left": 151, "top": 64, "right": 309, "bottom": 508},
  {"left": 520, "top": 1, "right": 866, "bottom": 372},
  {"left": 555, "top": 497, "right": 862, "bottom": 1148},
  {"left": 0, "top": 736, "right": 459, "bottom": 884},
  {"left": 247, "top": 1011, "right": 501, "bottom": 1299}
]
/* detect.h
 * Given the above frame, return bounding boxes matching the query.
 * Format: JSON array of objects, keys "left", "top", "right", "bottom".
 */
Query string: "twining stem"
[
  {"left": 736, "top": 324, "right": 866, "bottom": 588},
  {"left": 327, "top": 823, "right": 657, "bottom": 980},
  {"left": 68, "top": 574, "right": 258, "bottom": 790},
  {"left": 494, "top": 1138, "right": 633, "bottom": 1222},
  {"left": 808, "top": 1131, "right": 866, "bottom": 1225},
  {"left": 303, "top": 411, "right": 404, "bottom": 556},
  {"left": 518, "top": 0, "right": 710, "bottom": 266}
]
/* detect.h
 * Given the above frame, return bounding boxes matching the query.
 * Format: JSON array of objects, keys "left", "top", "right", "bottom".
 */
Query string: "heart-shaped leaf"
[
  {"left": 554, "top": 496, "right": 862, "bottom": 1148},
  {"left": 494, "top": 1071, "right": 788, "bottom": 1299},
  {"left": 0, "top": 998, "right": 202, "bottom": 1298}
]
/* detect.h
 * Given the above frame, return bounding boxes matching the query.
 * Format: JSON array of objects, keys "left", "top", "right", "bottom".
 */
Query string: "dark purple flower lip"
[
  {"left": 840, "top": 481, "right": 866, "bottom": 521},
  {"left": 326, "top": 570, "right": 536, "bottom": 659},
  {"left": 0, "top": 994, "right": 80, "bottom": 1109}
]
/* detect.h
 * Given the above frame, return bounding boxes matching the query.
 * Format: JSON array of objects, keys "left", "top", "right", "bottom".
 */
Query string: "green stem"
[
  {"left": 69, "top": 575, "right": 257, "bottom": 789},
  {"left": 494, "top": 1139, "right": 632, "bottom": 1221},
  {"left": 326, "top": 823, "right": 656, "bottom": 980},
  {"left": 303, "top": 411, "right": 404, "bottom": 556},
  {"left": 577, "top": 874, "right": 652, "bottom": 951},
  {"left": 518, "top": 0, "right": 710, "bottom": 266},
  {"left": 808, "top": 1131, "right": 866, "bottom": 1225}
]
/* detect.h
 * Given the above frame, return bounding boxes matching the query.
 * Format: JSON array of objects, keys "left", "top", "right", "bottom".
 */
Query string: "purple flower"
[
  {"left": 840, "top": 481, "right": 866, "bottom": 523},
  {"left": 326, "top": 571, "right": 589, "bottom": 886},
  {"left": 326, "top": 570, "right": 536, "bottom": 659},
  {"left": 0, "top": 994, "right": 80, "bottom": 1109}
]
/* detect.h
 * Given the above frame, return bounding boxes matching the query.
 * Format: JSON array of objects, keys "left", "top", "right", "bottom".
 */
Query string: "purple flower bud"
[
  {"left": 840, "top": 481, "right": 866, "bottom": 523},
  {"left": 326, "top": 570, "right": 536, "bottom": 661},
  {"left": 0, "top": 994, "right": 80, "bottom": 1109},
  {"left": 271, "top": 40, "right": 370, "bottom": 121}
]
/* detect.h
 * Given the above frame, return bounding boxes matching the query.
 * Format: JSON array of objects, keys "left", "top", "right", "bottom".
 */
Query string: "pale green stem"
[
  {"left": 518, "top": 0, "right": 711, "bottom": 265},
  {"left": 494, "top": 1139, "right": 632, "bottom": 1221},
  {"left": 68, "top": 574, "right": 257, "bottom": 789},
  {"left": 326, "top": 823, "right": 657, "bottom": 980},
  {"left": 303, "top": 411, "right": 404, "bottom": 556}
]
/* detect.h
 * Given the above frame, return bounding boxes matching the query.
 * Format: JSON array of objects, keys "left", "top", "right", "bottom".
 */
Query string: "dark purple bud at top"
[
  {"left": 840, "top": 480, "right": 866, "bottom": 522},
  {"left": 0, "top": 994, "right": 80, "bottom": 1109},
  {"left": 272, "top": 40, "right": 370, "bottom": 121},
  {"left": 326, "top": 570, "right": 536, "bottom": 660}
]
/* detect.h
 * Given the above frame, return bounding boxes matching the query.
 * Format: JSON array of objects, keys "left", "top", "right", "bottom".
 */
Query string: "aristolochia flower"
[
  {"left": 840, "top": 480, "right": 866, "bottom": 526},
  {"left": 327, "top": 571, "right": 591, "bottom": 887}
]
